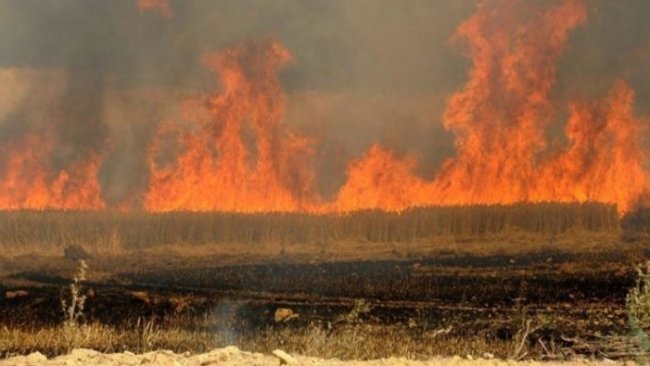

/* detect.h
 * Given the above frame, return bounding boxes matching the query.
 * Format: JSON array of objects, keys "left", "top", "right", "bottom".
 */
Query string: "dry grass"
[
  {"left": 0, "top": 322, "right": 218, "bottom": 357},
  {"left": 0, "top": 202, "right": 634, "bottom": 287},
  {"left": 0, "top": 321, "right": 519, "bottom": 360},
  {"left": 247, "top": 323, "right": 514, "bottom": 360},
  {"left": 0, "top": 202, "right": 620, "bottom": 256}
]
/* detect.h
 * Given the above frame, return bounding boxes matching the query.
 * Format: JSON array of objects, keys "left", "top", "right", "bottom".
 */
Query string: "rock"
[
  {"left": 141, "top": 351, "right": 182, "bottom": 366},
  {"left": 70, "top": 348, "right": 100, "bottom": 359},
  {"left": 5, "top": 290, "right": 29, "bottom": 299},
  {"left": 26, "top": 352, "right": 47, "bottom": 362},
  {"left": 272, "top": 349, "right": 296, "bottom": 365},
  {"left": 199, "top": 361, "right": 220, "bottom": 366},
  {"left": 130, "top": 291, "right": 152, "bottom": 304},
  {"left": 482, "top": 352, "right": 494, "bottom": 359},
  {"left": 222, "top": 346, "right": 240, "bottom": 353},
  {"left": 274, "top": 308, "right": 299, "bottom": 323}
]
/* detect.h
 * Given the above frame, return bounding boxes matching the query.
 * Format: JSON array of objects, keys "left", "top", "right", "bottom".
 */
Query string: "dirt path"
[{"left": 0, "top": 347, "right": 632, "bottom": 366}]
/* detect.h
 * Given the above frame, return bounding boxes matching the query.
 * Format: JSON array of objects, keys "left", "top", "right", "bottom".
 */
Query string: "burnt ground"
[{"left": 1, "top": 247, "right": 646, "bottom": 357}]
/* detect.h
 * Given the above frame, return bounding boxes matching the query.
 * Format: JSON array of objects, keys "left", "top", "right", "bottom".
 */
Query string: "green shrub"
[{"left": 627, "top": 260, "right": 650, "bottom": 363}]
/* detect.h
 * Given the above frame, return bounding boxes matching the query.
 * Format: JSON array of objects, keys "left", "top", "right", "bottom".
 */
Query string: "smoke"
[{"left": 210, "top": 298, "right": 244, "bottom": 346}]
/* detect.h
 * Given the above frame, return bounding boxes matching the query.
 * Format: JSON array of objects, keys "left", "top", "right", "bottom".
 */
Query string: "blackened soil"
[
  {"left": 123, "top": 250, "right": 637, "bottom": 304},
  {"left": 0, "top": 249, "right": 643, "bottom": 342}
]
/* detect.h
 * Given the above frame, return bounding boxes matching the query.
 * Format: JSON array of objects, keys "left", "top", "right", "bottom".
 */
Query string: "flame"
[
  {"left": 144, "top": 0, "right": 649, "bottom": 214},
  {"left": 333, "top": 0, "right": 649, "bottom": 214},
  {"left": 430, "top": 0, "right": 589, "bottom": 204},
  {"left": 0, "top": 0, "right": 647, "bottom": 214},
  {"left": 137, "top": 0, "right": 173, "bottom": 18},
  {"left": 331, "top": 145, "right": 428, "bottom": 212},
  {"left": 0, "top": 133, "right": 105, "bottom": 210},
  {"left": 533, "top": 82, "right": 648, "bottom": 212},
  {"left": 144, "top": 40, "right": 317, "bottom": 212}
]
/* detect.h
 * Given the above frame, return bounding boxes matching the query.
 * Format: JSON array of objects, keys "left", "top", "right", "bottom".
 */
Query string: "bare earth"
[{"left": 0, "top": 348, "right": 632, "bottom": 366}]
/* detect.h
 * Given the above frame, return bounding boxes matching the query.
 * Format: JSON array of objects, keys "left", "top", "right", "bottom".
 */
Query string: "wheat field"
[{"left": 0, "top": 202, "right": 621, "bottom": 252}]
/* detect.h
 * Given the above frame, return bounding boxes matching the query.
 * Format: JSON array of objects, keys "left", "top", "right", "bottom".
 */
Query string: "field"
[
  {"left": 1, "top": 202, "right": 649, "bottom": 361},
  {"left": 0, "top": 202, "right": 621, "bottom": 250}
]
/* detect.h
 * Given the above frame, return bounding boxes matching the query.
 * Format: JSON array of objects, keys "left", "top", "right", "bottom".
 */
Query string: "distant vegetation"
[
  {"left": 622, "top": 208, "right": 650, "bottom": 240},
  {"left": 0, "top": 202, "right": 622, "bottom": 251}
]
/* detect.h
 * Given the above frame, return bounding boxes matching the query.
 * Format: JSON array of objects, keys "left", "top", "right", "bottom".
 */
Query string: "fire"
[
  {"left": 0, "top": 0, "right": 647, "bottom": 214},
  {"left": 136, "top": 0, "right": 173, "bottom": 18},
  {"left": 533, "top": 82, "right": 647, "bottom": 212},
  {"left": 429, "top": 0, "right": 589, "bottom": 205},
  {"left": 332, "top": 145, "right": 428, "bottom": 212},
  {"left": 144, "top": 40, "right": 317, "bottom": 212},
  {"left": 0, "top": 133, "right": 105, "bottom": 210},
  {"left": 332, "top": 0, "right": 649, "bottom": 214}
]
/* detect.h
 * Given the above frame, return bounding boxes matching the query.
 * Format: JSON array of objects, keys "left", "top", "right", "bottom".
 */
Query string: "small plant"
[
  {"left": 336, "top": 299, "right": 372, "bottom": 325},
  {"left": 60, "top": 260, "right": 88, "bottom": 352},
  {"left": 61, "top": 260, "right": 88, "bottom": 327},
  {"left": 627, "top": 260, "right": 650, "bottom": 363},
  {"left": 508, "top": 293, "right": 548, "bottom": 360},
  {"left": 135, "top": 316, "right": 159, "bottom": 352}
]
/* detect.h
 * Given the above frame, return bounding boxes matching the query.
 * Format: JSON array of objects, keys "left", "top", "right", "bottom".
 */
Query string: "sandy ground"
[{"left": 0, "top": 347, "right": 633, "bottom": 366}]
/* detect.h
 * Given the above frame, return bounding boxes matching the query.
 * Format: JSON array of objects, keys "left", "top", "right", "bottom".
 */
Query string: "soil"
[
  {"left": 2, "top": 249, "right": 641, "bottom": 327},
  {"left": 1, "top": 245, "right": 647, "bottom": 360}
]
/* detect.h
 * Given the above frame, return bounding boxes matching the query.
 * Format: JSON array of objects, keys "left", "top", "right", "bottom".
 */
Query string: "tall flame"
[
  {"left": 430, "top": 0, "right": 588, "bottom": 204},
  {"left": 333, "top": 0, "right": 649, "bottom": 214},
  {"left": 533, "top": 82, "right": 648, "bottom": 212},
  {"left": 144, "top": 40, "right": 317, "bottom": 212}
]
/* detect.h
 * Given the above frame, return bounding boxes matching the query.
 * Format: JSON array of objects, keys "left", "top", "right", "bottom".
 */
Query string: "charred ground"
[{"left": 1, "top": 203, "right": 649, "bottom": 359}]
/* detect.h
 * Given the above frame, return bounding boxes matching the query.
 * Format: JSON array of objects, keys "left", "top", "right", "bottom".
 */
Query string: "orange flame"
[
  {"left": 144, "top": 40, "right": 317, "bottom": 212},
  {"left": 0, "top": 133, "right": 105, "bottom": 210},
  {"left": 332, "top": 0, "right": 649, "bottom": 214},
  {"left": 533, "top": 82, "right": 648, "bottom": 212},
  {"left": 0, "top": 0, "right": 647, "bottom": 214},
  {"left": 332, "top": 145, "right": 428, "bottom": 212},
  {"left": 137, "top": 0, "right": 173, "bottom": 18}
]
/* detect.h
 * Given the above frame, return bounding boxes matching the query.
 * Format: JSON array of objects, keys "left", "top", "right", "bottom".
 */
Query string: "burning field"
[
  {"left": 0, "top": 0, "right": 648, "bottom": 214},
  {"left": 2, "top": 0, "right": 650, "bottom": 364}
]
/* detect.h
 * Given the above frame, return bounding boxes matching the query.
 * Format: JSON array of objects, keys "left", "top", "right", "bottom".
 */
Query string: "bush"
[
  {"left": 60, "top": 260, "right": 88, "bottom": 352},
  {"left": 627, "top": 260, "right": 650, "bottom": 363}
]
